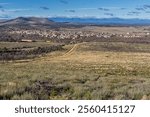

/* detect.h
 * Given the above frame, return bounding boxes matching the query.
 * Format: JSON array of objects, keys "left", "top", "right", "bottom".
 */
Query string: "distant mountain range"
[
  {"left": 49, "top": 17, "right": 150, "bottom": 25},
  {"left": 1, "top": 17, "right": 150, "bottom": 26}
]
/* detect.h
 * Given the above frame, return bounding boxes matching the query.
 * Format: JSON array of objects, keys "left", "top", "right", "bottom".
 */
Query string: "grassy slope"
[
  {"left": 0, "top": 42, "right": 150, "bottom": 100},
  {"left": 0, "top": 42, "right": 57, "bottom": 49}
]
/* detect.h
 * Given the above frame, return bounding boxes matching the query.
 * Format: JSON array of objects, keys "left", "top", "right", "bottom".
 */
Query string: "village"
[{"left": 9, "top": 28, "right": 150, "bottom": 42}]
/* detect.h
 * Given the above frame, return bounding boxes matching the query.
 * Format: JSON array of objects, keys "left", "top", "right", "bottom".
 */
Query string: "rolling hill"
[{"left": 0, "top": 17, "right": 55, "bottom": 26}]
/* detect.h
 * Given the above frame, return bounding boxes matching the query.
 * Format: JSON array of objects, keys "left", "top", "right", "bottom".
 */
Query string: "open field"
[{"left": 0, "top": 41, "right": 150, "bottom": 100}]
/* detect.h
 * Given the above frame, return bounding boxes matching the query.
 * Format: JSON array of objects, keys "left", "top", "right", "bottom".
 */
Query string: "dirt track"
[{"left": 62, "top": 44, "right": 79, "bottom": 57}]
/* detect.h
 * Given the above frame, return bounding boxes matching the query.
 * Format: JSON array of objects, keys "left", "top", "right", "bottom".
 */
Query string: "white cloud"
[
  {"left": 6, "top": 9, "right": 31, "bottom": 12},
  {"left": 77, "top": 8, "right": 97, "bottom": 10},
  {"left": 0, "top": 3, "right": 10, "bottom": 5}
]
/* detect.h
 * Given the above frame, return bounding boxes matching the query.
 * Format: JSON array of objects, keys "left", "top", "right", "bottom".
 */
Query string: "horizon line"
[{"left": 1, "top": 16, "right": 150, "bottom": 20}]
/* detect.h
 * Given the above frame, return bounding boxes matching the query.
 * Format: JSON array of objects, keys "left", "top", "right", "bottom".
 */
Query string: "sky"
[{"left": 0, "top": 0, "right": 150, "bottom": 19}]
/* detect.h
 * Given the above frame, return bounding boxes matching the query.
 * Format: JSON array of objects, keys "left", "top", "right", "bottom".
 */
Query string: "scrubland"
[{"left": 0, "top": 41, "right": 150, "bottom": 100}]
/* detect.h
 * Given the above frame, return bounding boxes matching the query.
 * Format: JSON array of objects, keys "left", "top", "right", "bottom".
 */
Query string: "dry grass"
[{"left": 0, "top": 42, "right": 150, "bottom": 100}]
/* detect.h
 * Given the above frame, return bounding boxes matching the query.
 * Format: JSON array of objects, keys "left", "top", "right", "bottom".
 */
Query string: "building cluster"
[{"left": 9, "top": 29, "right": 150, "bottom": 40}]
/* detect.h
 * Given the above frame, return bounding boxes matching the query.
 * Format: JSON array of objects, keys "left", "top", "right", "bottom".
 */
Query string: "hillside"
[
  {"left": 0, "top": 17, "right": 55, "bottom": 26},
  {"left": 0, "top": 42, "right": 150, "bottom": 99}
]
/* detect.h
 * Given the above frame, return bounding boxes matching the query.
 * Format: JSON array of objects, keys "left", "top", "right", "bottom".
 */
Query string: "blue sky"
[{"left": 0, "top": 0, "right": 150, "bottom": 19}]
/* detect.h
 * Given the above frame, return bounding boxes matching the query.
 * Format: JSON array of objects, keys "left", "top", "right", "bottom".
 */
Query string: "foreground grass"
[{"left": 0, "top": 42, "right": 150, "bottom": 100}]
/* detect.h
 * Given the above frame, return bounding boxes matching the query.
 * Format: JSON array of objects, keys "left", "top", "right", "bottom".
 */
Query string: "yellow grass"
[{"left": 0, "top": 42, "right": 150, "bottom": 100}]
